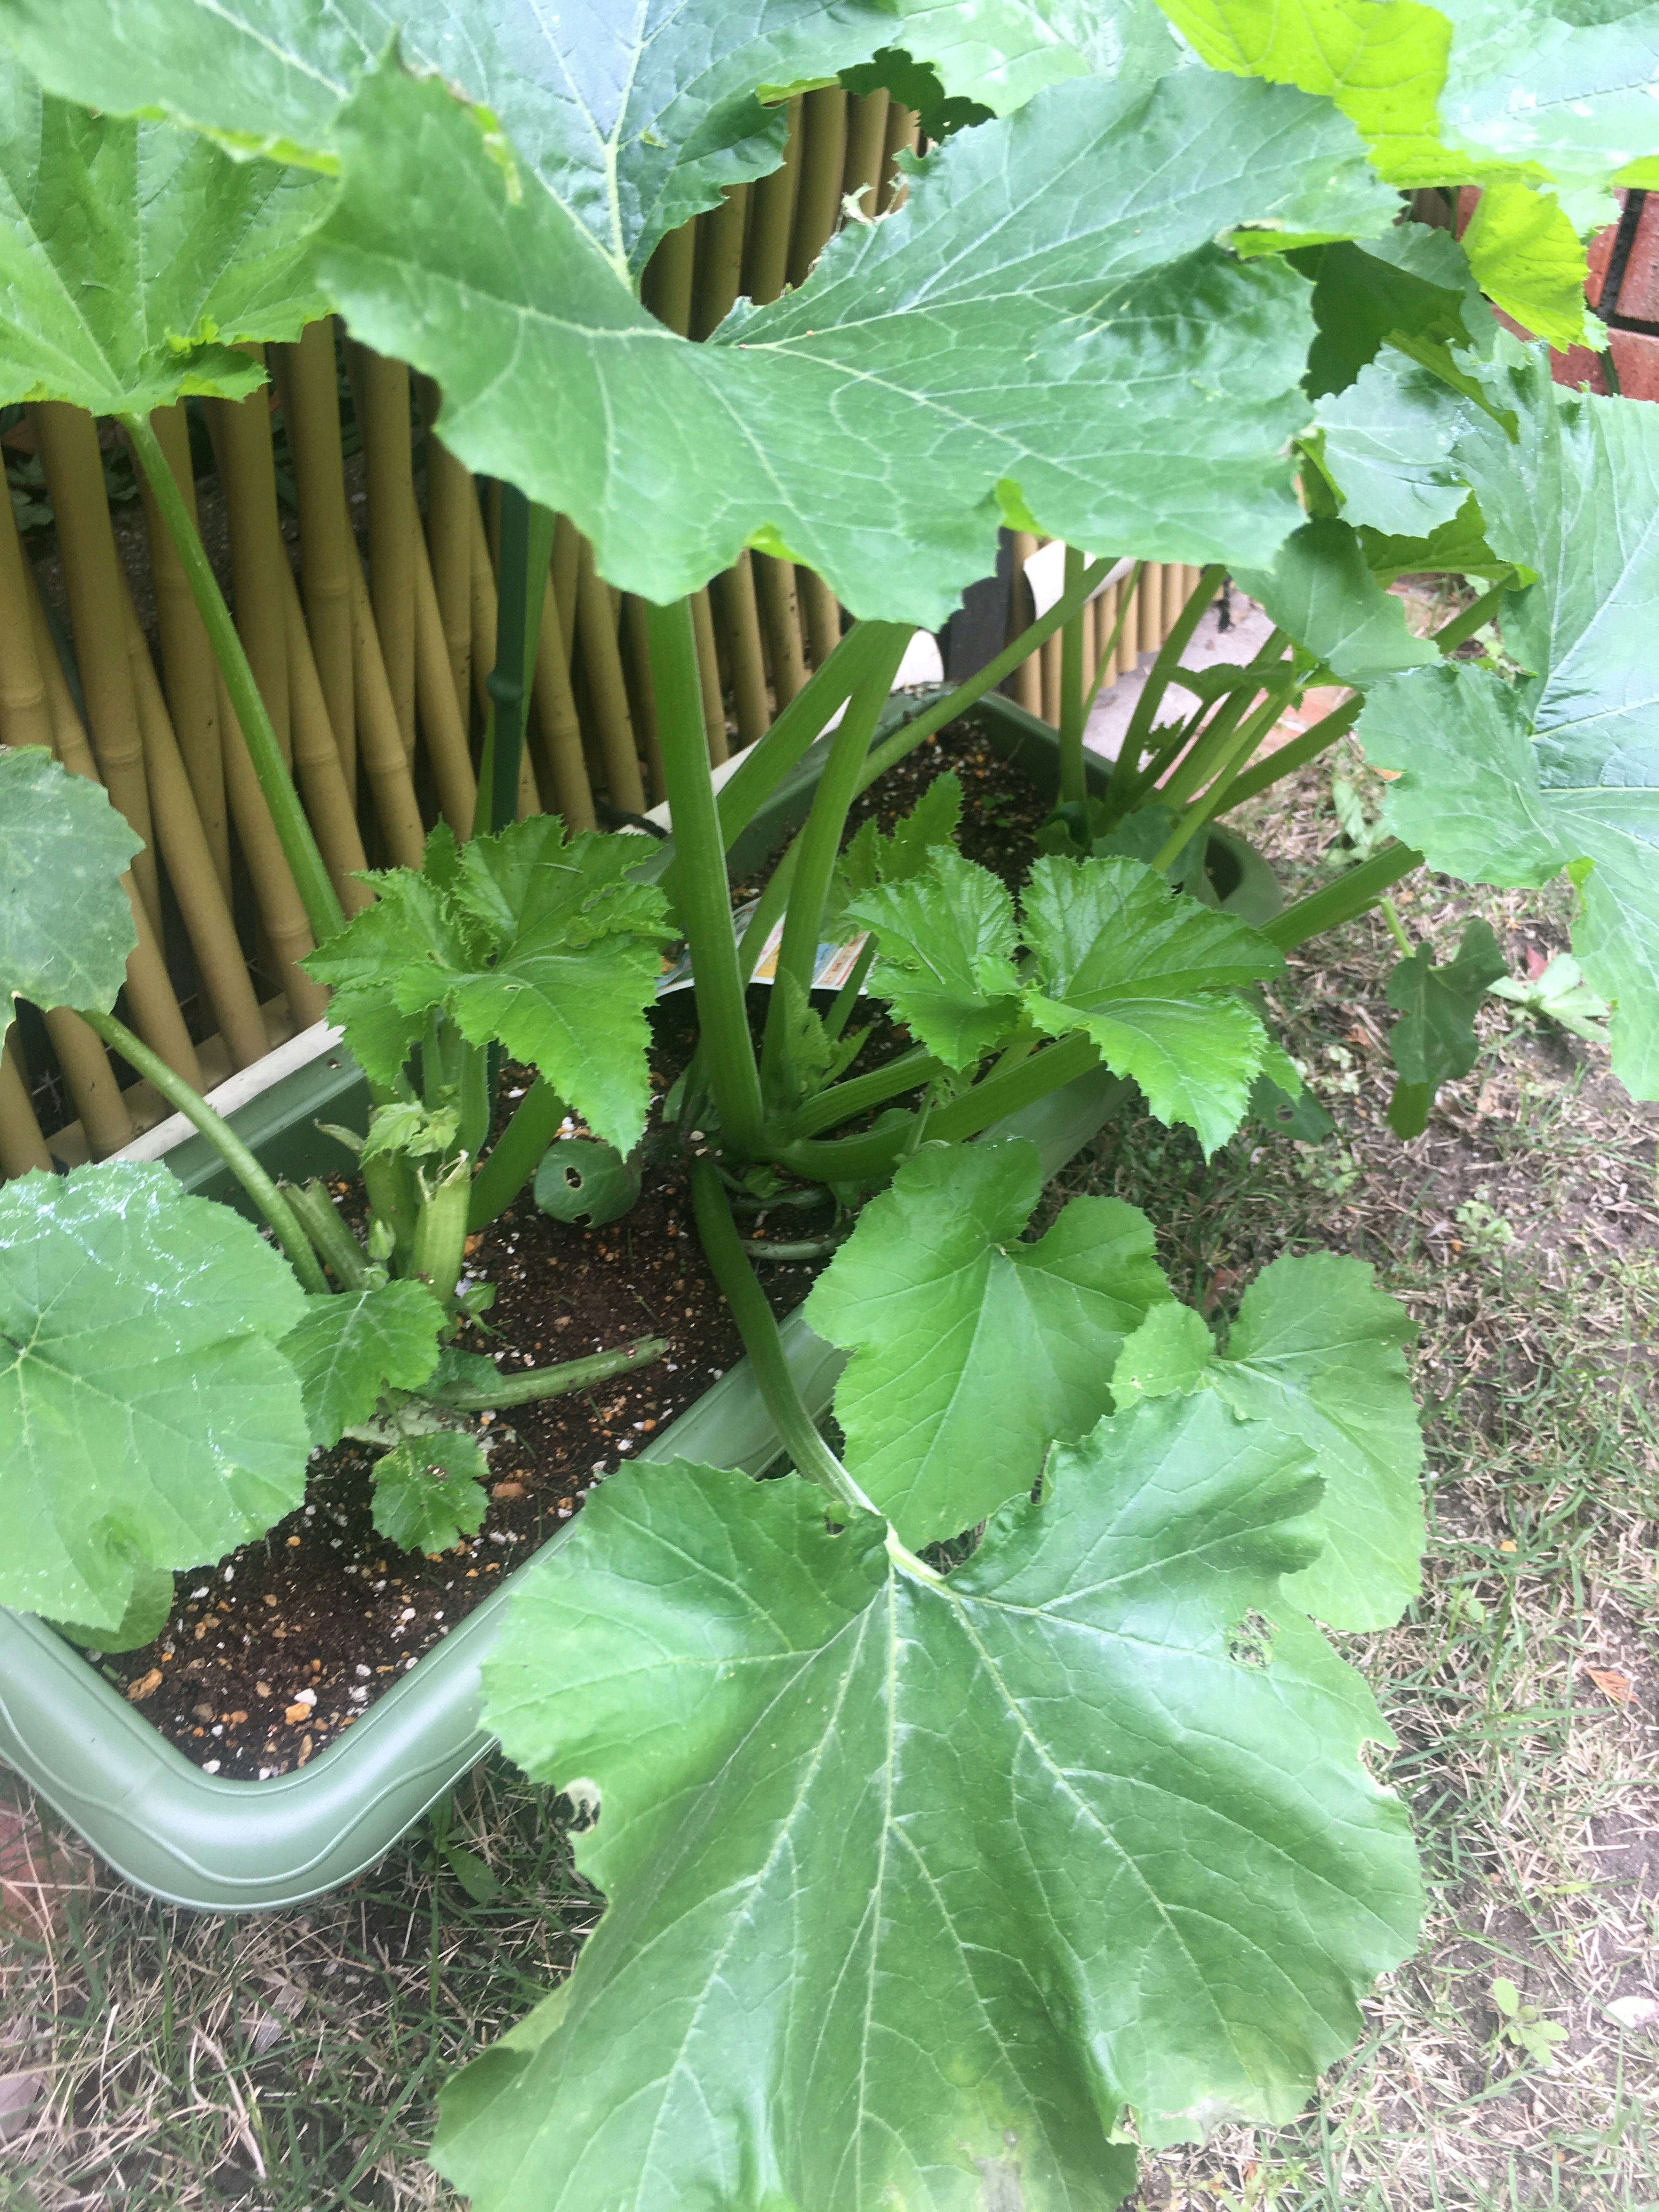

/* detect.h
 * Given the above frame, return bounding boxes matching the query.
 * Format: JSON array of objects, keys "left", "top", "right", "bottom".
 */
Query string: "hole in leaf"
[{"left": 1225, "top": 1609, "right": 1278, "bottom": 1670}]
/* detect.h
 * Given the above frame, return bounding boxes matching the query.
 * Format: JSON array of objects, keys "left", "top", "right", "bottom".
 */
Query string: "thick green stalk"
[
  {"left": 468, "top": 1074, "right": 567, "bottom": 1230},
  {"left": 410, "top": 1161, "right": 471, "bottom": 1303},
  {"left": 1058, "top": 543, "right": 1088, "bottom": 807},
  {"left": 711, "top": 619, "right": 909, "bottom": 850},
  {"left": 1150, "top": 681, "right": 1300, "bottom": 874},
  {"left": 783, "top": 1041, "right": 941, "bottom": 1141},
  {"left": 284, "top": 1179, "right": 369, "bottom": 1290},
  {"left": 1261, "top": 842, "right": 1425, "bottom": 951},
  {"left": 645, "top": 596, "right": 766, "bottom": 1155},
  {"left": 777, "top": 1035, "right": 1109, "bottom": 1183},
  {"left": 690, "top": 1156, "right": 874, "bottom": 1513},
  {"left": 1218, "top": 693, "right": 1360, "bottom": 813},
  {"left": 120, "top": 410, "right": 344, "bottom": 946},
  {"left": 475, "top": 488, "right": 556, "bottom": 836},
  {"left": 760, "top": 627, "right": 912, "bottom": 1094},
  {"left": 855, "top": 556, "right": 1114, "bottom": 795},
  {"left": 440, "top": 1335, "right": 666, "bottom": 1411},
  {"left": 1155, "top": 644, "right": 1292, "bottom": 811},
  {"left": 1433, "top": 576, "right": 1511, "bottom": 656},
  {"left": 1106, "top": 563, "right": 1227, "bottom": 804},
  {"left": 362, "top": 1151, "right": 418, "bottom": 1268},
  {"left": 79, "top": 1003, "right": 329, "bottom": 1295}
]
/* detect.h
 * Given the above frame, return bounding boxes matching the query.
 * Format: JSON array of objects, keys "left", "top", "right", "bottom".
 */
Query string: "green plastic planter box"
[{"left": 0, "top": 697, "right": 1279, "bottom": 1910}]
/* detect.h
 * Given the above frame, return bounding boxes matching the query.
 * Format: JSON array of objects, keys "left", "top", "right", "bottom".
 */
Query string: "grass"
[{"left": 3, "top": 748, "right": 1656, "bottom": 2210}]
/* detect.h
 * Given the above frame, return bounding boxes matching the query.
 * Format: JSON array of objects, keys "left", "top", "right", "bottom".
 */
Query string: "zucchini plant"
[{"left": 3, "top": 0, "right": 1659, "bottom": 2203}]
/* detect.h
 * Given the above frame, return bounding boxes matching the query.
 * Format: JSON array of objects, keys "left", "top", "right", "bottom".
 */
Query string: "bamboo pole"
[
  {"left": 842, "top": 87, "right": 891, "bottom": 219},
  {"left": 1095, "top": 580, "right": 1121, "bottom": 689},
  {"left": 573, "top": 536, "right": 646, "bottom": 812},
  {"left": 1136, "top": 564, "right": 1162, "bottom": 657},
  {"left": 788, "top": 87, "right": 848, "bottom": 288},
  {"left": 277, "top": 562, "right": 373, "bottom": 906},
  {"left": 550, "top": 515, "right": 580, "bottom": 663},
  {"left": 211, "top": 655, "right": 329, "bottom": 1024},
  {"left": 713, "top": 551, "right": 772, "bottom": 748},
  {"left": 27, "top": 401, "right": 160, "bottom": 929},
  {"left": 0, "top": 1027, "right": 51, "bottom": 1176},
  {"left": 753, "top": 553, "right": 807, "bottom": 707},
  {"left": 690, "top": 587, "right": 729, "bottom": 765},
  {"left": 799, "top": 569, "right": 841, "bottom": 668},
  {"left": 201, "top": 374, "right": 293, "bottom": 765},
  {"left": 270, "top": 321, "right": 354, "bottom": 779},
  {"left": 695, "top": 184, "right": 750, "bottom": 337},
  {"left": 529, "top": 572, "right": 597, "bottom": 830},
  {"left": 421, "top": 398, "right": 475, "bottom": 724},
  {"left": 346, "top": 556, "right": 429, "bottom": 866},
  {"left": 0, "top": 476, "right": 54, "bottom": 752},
  {"left": 746, "top": 96, "right": 804, "bottom": 304},
  {"left": 138, "top": 404, "right": 231, "bottom": 896},
  {"left": 0, "top": 496, "right": 133, "bottom": 1153},
  {"left": 22, "top": 554, "right": 204, "bottom": 1087},
  {"left": 350, "top": 343, "right": 418, "bottom": 757},
  {"left": 643, "top": 218, "right": 697, "bottom": 336},
  {"left": 408, "top": 497, "right": 479, "bottom": 837},
  {"left": 118, "top": 571, "right": 269, "bottom": 1069}
]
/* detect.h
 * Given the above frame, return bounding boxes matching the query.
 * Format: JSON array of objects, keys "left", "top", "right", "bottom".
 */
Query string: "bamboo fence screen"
[{"left": 0, "top": 87, "right": 1199, "bottom": 1179}]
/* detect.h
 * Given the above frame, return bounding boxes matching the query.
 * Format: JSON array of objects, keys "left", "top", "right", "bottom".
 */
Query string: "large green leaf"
[
  {"left": 307, "top": 59, "right": 1391, "bottom": 623},
  {"left": 1384, "top": 917, "right": 1504, "bottom": 1136},
  {"left": 305, "top": 820, "right": 671, "bottom": 1152},
  {"left": 1116, "top": 1255, "right": 1424, "bottom": 1629},
  {"left": 803, "top": 1138, "right": 1171, "bottom": 1545},
  {"left": 0, "top": 1162, "right": 309, "bottom": 1630},
  {"left": 0, "top": 74, "right": 328, "bottom": 414},
  {"left": 0, "top": 0, "right": 1175, "bottom": 276},
  {"left": 1317, "top": 350, "right": 1484, "bottom": 537},
  {"left": 1156, "top": 0, "right": 1610, "bottom": 342},
  {"left": 0, "top": 0, "right": 918, "bottom": 273},
  {"left": 845, "top": 849, "right": 1020, "bottom": 1071},
  {"left": 1432, "top": 0, "right": 1659, "bottom": 194},
  {"left": 1021, "top": 854, "right": 1285, "bottom": 1153},
  {"left": 1235, "top": 517, "right": 1437, "bottom": 684},
  {"left": 449, "top": 1398, "right": 1422, "bottom": 2207},
  {"left": 1300, "top": 225, "right": 1489, "bottom": 398},
  {"left": 0, "top": 745, "right": 138, "bottom": 1016},
  {"left": 281, "top": 1279, "right": 448, "bottom": 1448},
  {"left": 1360, "top": 348, "right": 1659, "bottom": 1096}
]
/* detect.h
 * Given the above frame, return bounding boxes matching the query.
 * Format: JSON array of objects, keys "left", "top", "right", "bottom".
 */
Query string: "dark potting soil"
[{"left": 93, "top": 720, "right": 1057, "bottom": 1776}]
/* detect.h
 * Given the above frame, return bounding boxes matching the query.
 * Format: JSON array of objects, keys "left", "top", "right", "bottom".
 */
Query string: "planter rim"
[{"left": 0, "top": 695, "right": 1272, "bottom": 1910}]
